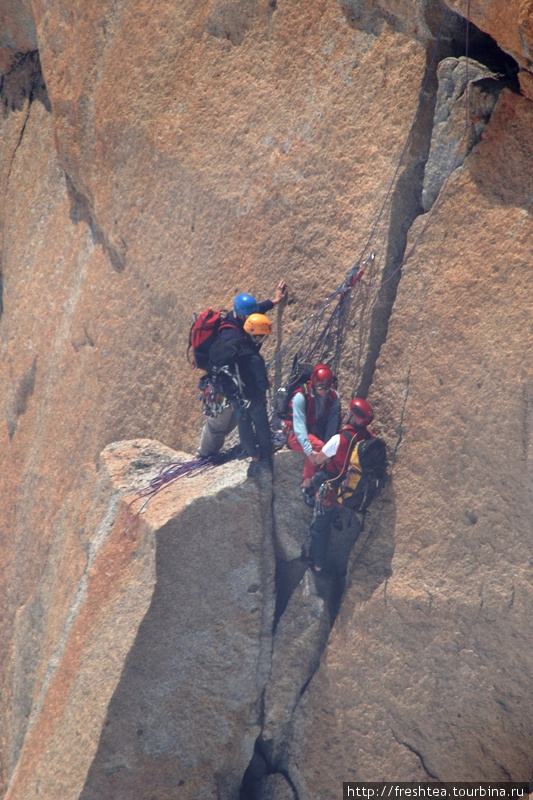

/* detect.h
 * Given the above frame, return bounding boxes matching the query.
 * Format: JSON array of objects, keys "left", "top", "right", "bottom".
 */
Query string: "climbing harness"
[
  {"left": 198, "top": 374, "right": 229, "bottom": 418},
  {"left": 208, "top": 362, "right": 250, "bottom": 418}
]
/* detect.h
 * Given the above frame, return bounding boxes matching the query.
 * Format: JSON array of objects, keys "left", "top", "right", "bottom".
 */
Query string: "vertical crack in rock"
[
  {"left": 392, "top": 363, "right": 411, "bottom": 462},
  {"left": 356, "top": 16, "right": 519, "bottom": 400},
  {"left": 240, "top": 18, "right": 522, "bottom": 799},
  {"left": 1, "top": 51, "right": 49, "bottom": 323},
  {"left": 421, "top": 57, "right": 514, "bottom": 213},
  {"left": 2, "top": 51, "right": 49, "bottom": 186},
  {"left": 355, "top": 50, "right": 439, "bottom": 398},
  {"left": 240, "top": 501, "right": 366, "bottom": 797},
  {"left": 0, "top": 50, "right": 48, "bottom": 116}
]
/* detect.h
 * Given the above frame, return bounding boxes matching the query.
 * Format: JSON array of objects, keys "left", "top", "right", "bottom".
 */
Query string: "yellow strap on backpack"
[{"left": 337, "top": 437, "right": 363, "bottom": 502}]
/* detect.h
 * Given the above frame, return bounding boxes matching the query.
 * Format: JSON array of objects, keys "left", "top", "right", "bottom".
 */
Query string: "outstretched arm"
[
  {"left": 271, "top": 279, "right": 288, "bottom": 306},
  {"left": 309, "top": 433, "right": 341, "bottom": 466},
  {"left": 309, "top": 449, "right": 329, "bottom": 467}
]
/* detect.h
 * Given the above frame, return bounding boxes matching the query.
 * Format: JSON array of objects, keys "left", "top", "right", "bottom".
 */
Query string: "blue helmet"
[{"left": 233, "top": 293, "right": 258, "bottom": 316}]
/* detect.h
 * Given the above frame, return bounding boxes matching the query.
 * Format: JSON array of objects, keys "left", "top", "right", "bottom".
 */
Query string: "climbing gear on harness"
[
  {"left": 198, "top": 373, "right": 229, "bottom": 418},
  {"left": 314, "top": 480, "right": 338, "bottom": 515},
  {"left": 347, "top": 397, "right": 374, "bottom": 426},
  {"left": 310, "top": 431, "right": 387, "bottom": 516},
  {"left": 208, "top": 339, "right": 251, "bottom": 416},
  {"left": 301, "top": 486, "right": 315, "bottom": 507},
  {"left": 234, "top": 293, "right": 259, "bottom": 316},
  {"left": 209, "top": 364, "right": 249, "bottom": 417},
  {"left": 243, "top": 313, "right": 272, "bottom": 337}
]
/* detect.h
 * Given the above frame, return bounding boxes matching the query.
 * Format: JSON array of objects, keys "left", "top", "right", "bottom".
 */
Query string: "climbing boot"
[{"left": 248, "top": 457, "right": 272, "bottom": 478}]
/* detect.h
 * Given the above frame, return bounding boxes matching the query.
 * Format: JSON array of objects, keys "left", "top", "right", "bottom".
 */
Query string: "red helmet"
[
  {"left": 348, "top": 397, "right": 374, "bottom": 426},
  {"left": 310, "top": 364, "right": 334, "bottom": 388}
]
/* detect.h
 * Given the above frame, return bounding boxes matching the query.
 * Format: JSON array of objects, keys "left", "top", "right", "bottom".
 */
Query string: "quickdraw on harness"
[
  {"left": 312, "top": 428, "right": 366, "bottom": 516},
  {"left": 314, "top": 479, "right": 338, "bottom": 516},
  {"left": 313, "top": 431, "right": 387, "bottom": 517},
  {"left": 198, "top": 374, "right": 230, "bottom": 418},
  {"left": 208, "top": 361, "right": 250, "bottom": 418}
]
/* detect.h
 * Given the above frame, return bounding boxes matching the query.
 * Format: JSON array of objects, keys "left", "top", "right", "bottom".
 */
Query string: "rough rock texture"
[
  {"left": 272, "top": 450, "right": 314, "bottom": 561},
  {"left": 287, "top": 87, "right": 533, "bottom": 795},
  {"left": 5, "top": 440, "right": 276, "bottom": 800},
  {"left": 258, "top": 774, "right": 295, "bottom": 800},
  {"left": 446, "top": 0, "right": 533, "bottom": 95},
  {"left": 422, "top": 56, "right": 501, "bottom": 212},
  {"left": 1, "top": 0, "right": 533, "bottom": 797},
  {"left": 262, "top": 571, "right": 331, "bottom": 769}
]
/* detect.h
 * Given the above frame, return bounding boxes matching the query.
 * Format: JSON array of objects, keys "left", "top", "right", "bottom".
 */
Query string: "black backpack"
[
  {"left": 272, "top": 359, "right": 314, "bottom": 423},
  {"left": 336, "top": 435, "right": 388, "bottom": 513}
]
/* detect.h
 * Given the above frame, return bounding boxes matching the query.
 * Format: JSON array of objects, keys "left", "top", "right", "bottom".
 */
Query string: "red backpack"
[{"left": 187, "top": 308, "right": 237, "bottom": 370}]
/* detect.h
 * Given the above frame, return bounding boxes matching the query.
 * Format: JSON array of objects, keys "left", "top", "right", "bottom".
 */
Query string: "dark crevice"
[
  {"left": 356, "top": 8, "right": 519, "bottom": 398},
  {"left": 1, "top": 51, "right": 49, "bottom": 324},
  {"left": 272, "top": 558, "right": 306, "bottom": 634},
  {"left": 451, "top": 24, "right": 520, "bottom": 83},
  {"left": 240, "top": 513, "right": 365, "bottom": 797},
  {"left": 273, "top": 508, "right": 362, "bottom": 633},
  {"left": 6, "top": 356, "right": 38, "bottom": 439},
  {"left": 1, "top": 50, "right": 50, "bottom": 115},
  {"left": 240, "top": 738, "right": 298, "bottom": 800},
  {"left": 356, "top": 47, "right": 438, "bottom": 397},
  {"left": 399, "top": 739, "right": 441, "bottom": 781}
]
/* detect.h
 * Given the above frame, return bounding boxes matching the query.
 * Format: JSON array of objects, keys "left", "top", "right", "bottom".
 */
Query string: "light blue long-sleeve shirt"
[{"left": 292, "top": 389, "right": 341, "bottom": 455}]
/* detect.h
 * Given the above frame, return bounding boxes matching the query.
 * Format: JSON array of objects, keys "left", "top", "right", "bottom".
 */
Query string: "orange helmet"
[
  {"left": 310, "top": 364, "right": 334, "bottom": 388},
  {"left": 244, "top": 313, "right": 272, "bottom": 336},
  {"left": 348, "top": 397, "right": 374, "bottom": 426}
]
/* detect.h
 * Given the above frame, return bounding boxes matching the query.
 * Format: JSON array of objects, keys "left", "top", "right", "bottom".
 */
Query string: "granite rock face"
[
  {"left": 446, "top": 0, "right": 533, "bottom": 96},
  {"left": 287, "top": 86, "right": 533, "bottom": 796},
  {"left": 1, "top": 0, "right": 533, "bottom": 797},
  {"left": 4, "top": 440, "right": 276, "bottom": 800}
]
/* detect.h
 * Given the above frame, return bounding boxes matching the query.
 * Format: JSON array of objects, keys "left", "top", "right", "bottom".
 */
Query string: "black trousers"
[
  {"left": 234, "top": 394, "right": 272, "bottom": 461},
  {"left": 308, "top": 506, "right": 337, "bottom": 569}
]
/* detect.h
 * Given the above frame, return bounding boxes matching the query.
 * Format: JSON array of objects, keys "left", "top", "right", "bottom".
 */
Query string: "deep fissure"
[
  {"left": 356, "top": 8, "right": 519, "bottom": 399},
  {"left": 239, "top": 10, "right": 521, "bottom": 799}
]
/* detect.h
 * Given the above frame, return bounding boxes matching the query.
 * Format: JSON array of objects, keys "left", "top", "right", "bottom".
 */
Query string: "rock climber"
[
  {"left": 303, "top": 397, "right": 375, "bottom": 573},
  {"left": 284, "top": 363, "right": 341, "bottom": 507},
  {"left": 197, "top": 280, "right": 287, "bottom": 459}
]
